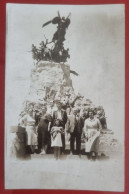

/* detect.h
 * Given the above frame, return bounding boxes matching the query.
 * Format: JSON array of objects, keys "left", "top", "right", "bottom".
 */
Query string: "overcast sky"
[{"left": 5, "top": 4, "right": 125, "bottom": 142}]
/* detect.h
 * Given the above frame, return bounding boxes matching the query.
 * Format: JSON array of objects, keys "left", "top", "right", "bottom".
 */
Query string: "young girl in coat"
[{"left": 51, "top": 119, "right": 64, "bottom": 160}]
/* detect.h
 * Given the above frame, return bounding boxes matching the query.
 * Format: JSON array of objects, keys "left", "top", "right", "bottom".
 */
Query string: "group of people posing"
[{"left": 19, "top": 100, "right": 107, "bottom": 160}]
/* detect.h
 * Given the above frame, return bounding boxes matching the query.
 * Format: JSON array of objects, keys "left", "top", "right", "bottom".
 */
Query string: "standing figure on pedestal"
[
  {"left": 42, "top": 12, "right": 71, "bottom": 43},
  {"left": 42, "top": 11, "right": 71, "bottom": 63}
]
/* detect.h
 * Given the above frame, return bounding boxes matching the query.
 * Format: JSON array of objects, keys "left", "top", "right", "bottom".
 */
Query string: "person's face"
[
  {"left": 55, "top": 120, "right": 60, "bottom": 126},
  {"left": 97, "top": 111, "right": 102, "bottom": 118},
  {"left": 82, "top": 113, "right": 86, "bottom": 119},
  {"left": 89, "top": 111, "right": 94, "bottom": 119},
  {"left": 94, "top": 109, "right": 97, "bottom": 114},
  {"left": 85, "top": 110, "right": 88, "bottom": 115},
  {"left": 73, "top": 110, "right": 77, "bottom": 116}
]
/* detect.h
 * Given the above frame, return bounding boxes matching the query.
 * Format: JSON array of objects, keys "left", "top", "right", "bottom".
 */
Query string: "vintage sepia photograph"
[{"left": 5, "top": 3, "right": 125, "bottom": 191}]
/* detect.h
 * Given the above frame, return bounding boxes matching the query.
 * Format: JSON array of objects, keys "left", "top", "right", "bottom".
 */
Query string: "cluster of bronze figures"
[{"left": 31, "top": 12, "right": 71, "bottom": 63}]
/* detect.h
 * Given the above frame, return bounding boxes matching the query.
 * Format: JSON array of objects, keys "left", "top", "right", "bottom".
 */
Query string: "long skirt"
[
  {"left": 38, "top": 127, "right": 51, "bottom": 149},
  {"left": 26, "top": 126, "right": 38, "bottom": 146},
  {"left": 85, "top": 129, "right": 100, "bottom": 153}
]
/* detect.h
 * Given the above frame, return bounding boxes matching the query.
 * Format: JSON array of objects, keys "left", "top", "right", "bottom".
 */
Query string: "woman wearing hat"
[{"left": 84, "top": 109, "right": 102, "bottom": 160}]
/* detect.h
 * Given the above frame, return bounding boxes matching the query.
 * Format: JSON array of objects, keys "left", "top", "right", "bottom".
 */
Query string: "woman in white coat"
[{"left": 84, "top": 109, "right": 102, "bottom": 160}]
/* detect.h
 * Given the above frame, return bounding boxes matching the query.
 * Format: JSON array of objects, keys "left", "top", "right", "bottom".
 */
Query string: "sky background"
[{"left": 6, "top": 4, "right": 125, "bottom": 143}]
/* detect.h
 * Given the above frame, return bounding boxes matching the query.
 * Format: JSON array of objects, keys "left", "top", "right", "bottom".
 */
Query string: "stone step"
[
  {"left": 31, "top": 153, "right": 88, "bottom": 160},
  {"left": 30, "top": 150, "right": 122, "bottom": 161},
  {"left": 30, "top": 153, "right": 113, "bottom": 161}
]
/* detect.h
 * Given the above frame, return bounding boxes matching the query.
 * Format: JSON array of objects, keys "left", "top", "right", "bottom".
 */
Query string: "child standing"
[{"left": 51, "top": 119, "right": 64, "bottom": 160}]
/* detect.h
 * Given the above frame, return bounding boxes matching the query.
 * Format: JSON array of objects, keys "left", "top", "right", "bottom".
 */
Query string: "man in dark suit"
[
  {"left": 52, "top": 101, "right": 67, "bottom": 153},
  {"left": 66, "top": 108, "right": 84, "bottom": 155}
]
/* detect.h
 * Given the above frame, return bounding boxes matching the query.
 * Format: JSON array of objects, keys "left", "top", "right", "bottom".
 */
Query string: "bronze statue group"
[{"left": 31, "top": 12, "right": 71, "bottom": 63}]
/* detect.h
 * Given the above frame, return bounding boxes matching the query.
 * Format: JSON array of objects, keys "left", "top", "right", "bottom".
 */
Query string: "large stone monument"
[
  {"left": 10, "top": 12, "right": 122, "bottom": 159},
  {"left": 27, "top": 61, "right": 74, "bottom": 103}
]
